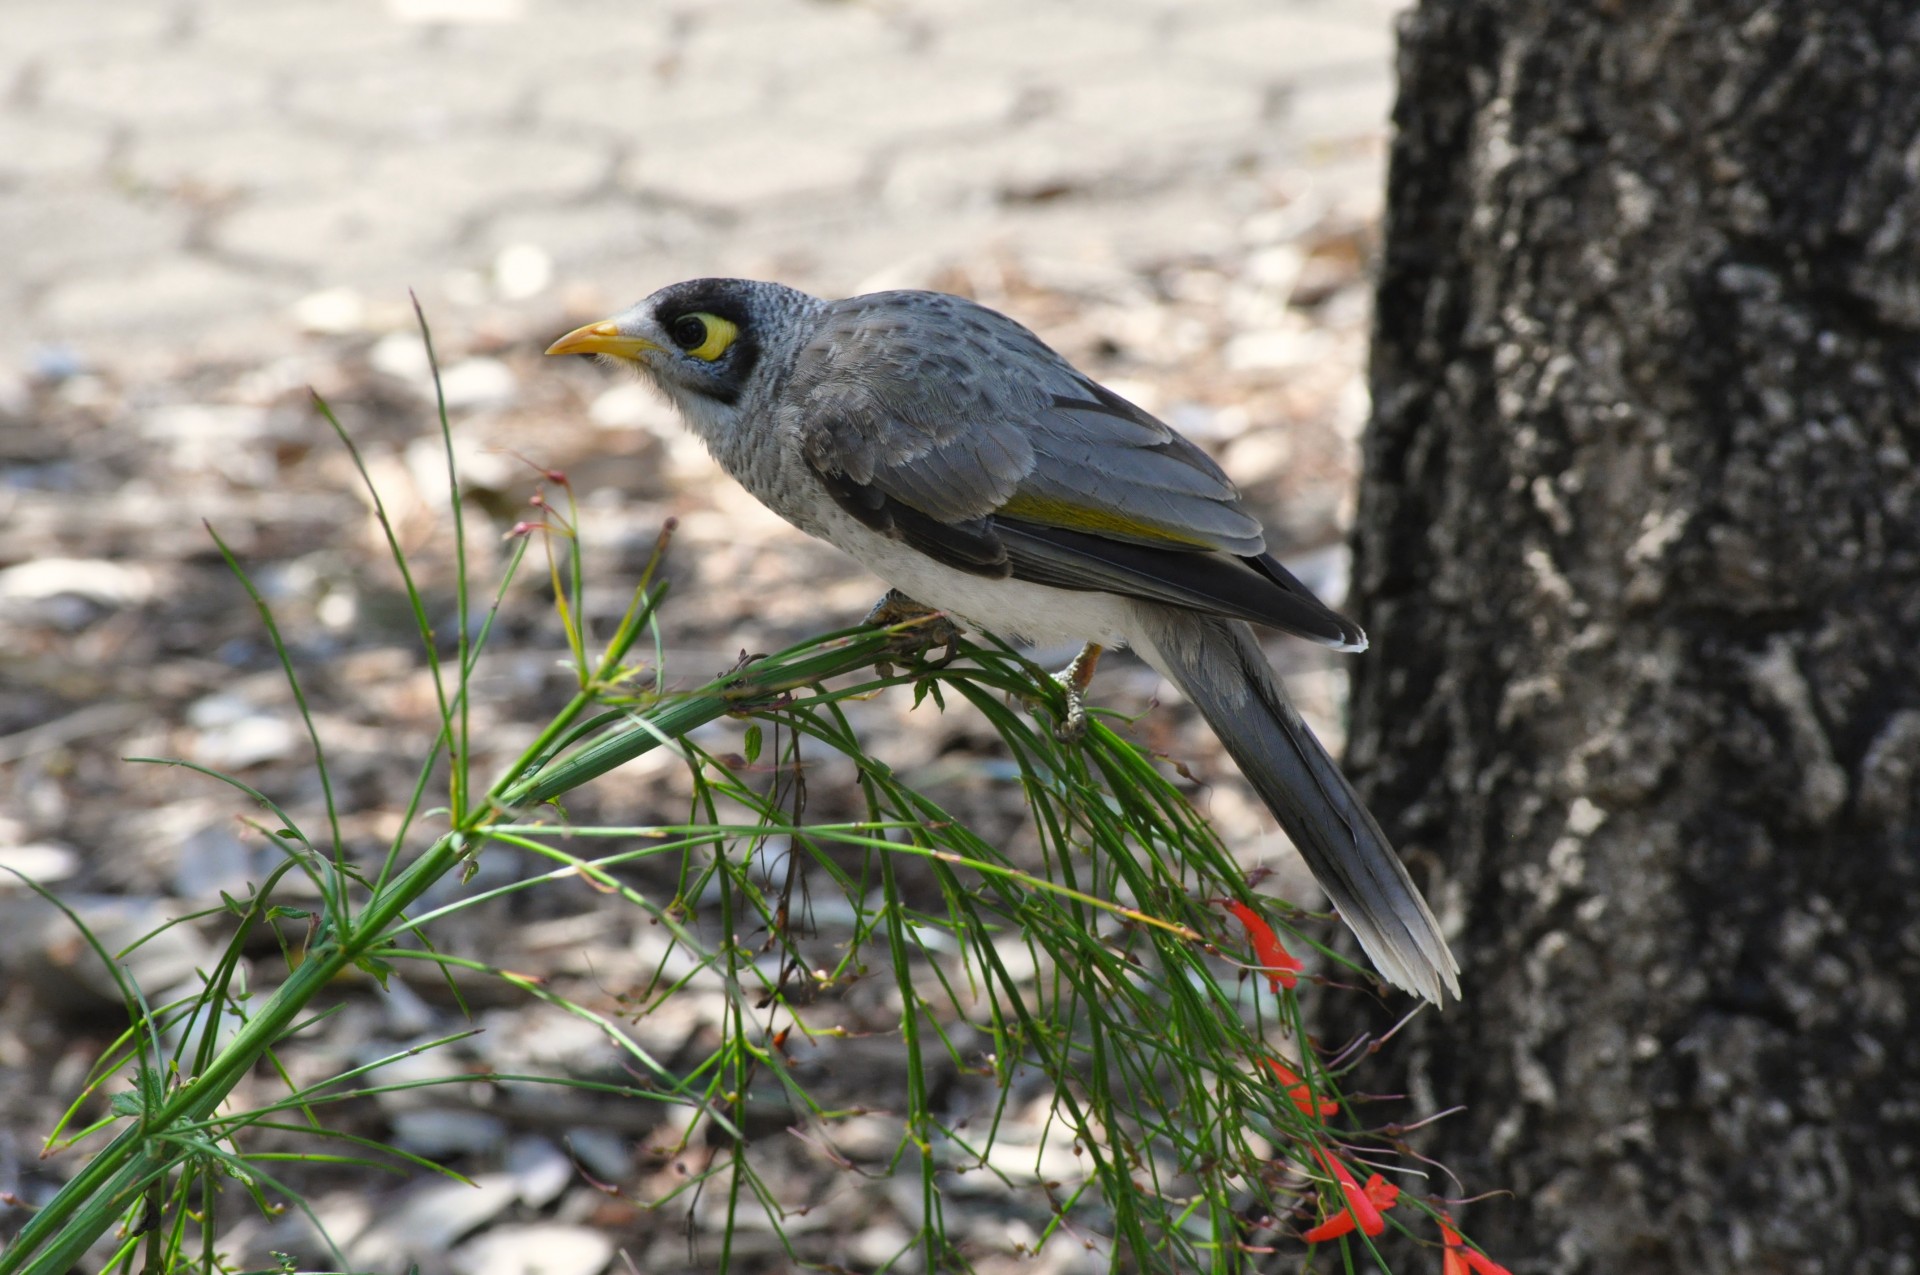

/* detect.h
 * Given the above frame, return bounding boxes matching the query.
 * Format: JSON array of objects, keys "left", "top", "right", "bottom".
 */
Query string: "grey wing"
[
  {"left": 782, "top": 294, "right": 1034, "bottom": 573},
  {"left": 784, "top": 291, "right": 1362, "bottom": 648}
]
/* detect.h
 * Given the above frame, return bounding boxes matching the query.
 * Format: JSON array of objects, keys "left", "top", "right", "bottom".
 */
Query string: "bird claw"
[
  {"left": 864, "top": 588, "right": 928, "bottom": 629},
  {"left": 865, "top": 589, "right": 963, "bottom": 676},
  {"left": 1046, "top": 643, "right": 1104, "bottom": 742}
]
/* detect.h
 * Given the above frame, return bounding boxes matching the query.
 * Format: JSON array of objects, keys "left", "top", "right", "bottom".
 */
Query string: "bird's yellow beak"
[{"left": 545, "top": 320, "right": 660, "bottom": 360}]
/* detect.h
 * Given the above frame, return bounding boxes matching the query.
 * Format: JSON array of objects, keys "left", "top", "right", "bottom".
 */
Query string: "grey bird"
[{"left": 547, "top": 279, "right": 1460, "bottom": 1003}]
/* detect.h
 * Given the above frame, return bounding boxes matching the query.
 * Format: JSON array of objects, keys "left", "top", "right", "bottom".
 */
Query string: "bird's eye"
[
  {"left": 666, "top": 312, "right": 738, "bottom": 361},
  {"left": 667, "top": 315, "right": 706, "bottom": 349}
]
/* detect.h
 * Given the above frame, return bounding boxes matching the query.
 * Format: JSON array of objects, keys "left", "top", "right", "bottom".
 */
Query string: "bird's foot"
[
  {"left": 865, "top": 589, "right": 963, "bottom": 675},
  {"left": 1048, "top": 642, "right": 1105, "bottom": 742}
]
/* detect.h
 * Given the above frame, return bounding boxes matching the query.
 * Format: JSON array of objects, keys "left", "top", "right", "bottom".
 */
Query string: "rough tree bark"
[{"left": 1338, "top": 2, "right": 1920, "bottom": 1272}]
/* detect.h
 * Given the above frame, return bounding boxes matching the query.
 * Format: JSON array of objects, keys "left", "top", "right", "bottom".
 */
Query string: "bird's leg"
[
  {"left": 865, "top": 588, "right": 963, "bottom": 673},
  {"left": 1051, "top": 642, "right": 1105, "bottom": 742}
]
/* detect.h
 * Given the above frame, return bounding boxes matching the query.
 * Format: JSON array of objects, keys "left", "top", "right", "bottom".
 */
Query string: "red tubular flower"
[
  {"left": 1303, "top": 1212, "right": 1358, "bottom": 1243},
  {"left": 1302, "top": 1151, "right": 1397, "bottom": 1240},
  {"left": 1363, "top": 1174, "right": 1400, "bottom": 1212},
  {"left": 1440, "top": 1217, "right": 1512, "bottom": 1275},
  {"left": 1314, "top": 1150, "right": 1384, "bottom": 1235},
  {"left": 1225, "top": 900, "right": 1303, "bottom": 991},
  {"left": 1300, "top": 1171, "right": 1399, "bottom": 1240},
  {"left": 1262, "top": 1057, "right": 1340, "bottom": 1119}
]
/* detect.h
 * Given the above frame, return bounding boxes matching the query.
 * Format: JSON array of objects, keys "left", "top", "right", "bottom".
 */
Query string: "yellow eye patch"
[{"left": 668, "top": 312, "right": 739, "bottom": 362}]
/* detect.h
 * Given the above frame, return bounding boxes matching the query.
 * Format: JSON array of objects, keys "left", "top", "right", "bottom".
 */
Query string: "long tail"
[{"left": 1131, "top": 606, "right": 1460, "bottom": 1004}]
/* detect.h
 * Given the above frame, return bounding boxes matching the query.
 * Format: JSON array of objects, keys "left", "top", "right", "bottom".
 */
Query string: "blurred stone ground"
[{"left": 0, "top": 1, "right": 1407, "bottom": 1271}]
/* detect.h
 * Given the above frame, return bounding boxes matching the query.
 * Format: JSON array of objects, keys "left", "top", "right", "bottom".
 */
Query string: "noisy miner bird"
[{"left": 547, "top": 279, "right": 1460, "bottom": 1003}]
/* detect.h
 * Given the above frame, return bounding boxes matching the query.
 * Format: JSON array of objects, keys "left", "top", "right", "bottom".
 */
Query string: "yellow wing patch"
[{"left": 998, "top": 492, "right": 1213, "bottom": 548}]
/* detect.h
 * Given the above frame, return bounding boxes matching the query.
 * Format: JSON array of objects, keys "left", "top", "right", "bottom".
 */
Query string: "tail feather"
[{"left": 1132, "top": 606, "right": 1461, "bottom": 1004}]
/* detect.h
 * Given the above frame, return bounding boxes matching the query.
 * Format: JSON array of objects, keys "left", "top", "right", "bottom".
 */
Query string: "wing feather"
[
  {"left": 783, "top": 291, "right": 1357, "bottom": 645},
  {"left": 997, "top": 520, "right": 1363, "bottom": 647}
]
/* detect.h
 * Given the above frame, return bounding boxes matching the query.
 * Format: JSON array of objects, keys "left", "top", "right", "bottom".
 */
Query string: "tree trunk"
[{"left": 1339, "top": 2, "right": 1920, "bottom": 1272}]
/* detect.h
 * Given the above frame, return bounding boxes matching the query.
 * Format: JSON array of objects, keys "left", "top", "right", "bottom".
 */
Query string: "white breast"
[
  {"left": 815, "top": 503, "right": 1141, "bottom": 649},
  {"left": 688, "top": 409, "right": 1142, "bottom": 649}
]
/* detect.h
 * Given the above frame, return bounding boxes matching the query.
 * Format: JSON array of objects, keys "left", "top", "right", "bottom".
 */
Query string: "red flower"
[
  {"left": 1440, "top": 1217, "right": 1512, "bottom": 1275},
  {"left": 1302, "top": 1150, "right": 1397, "bottom": 1240},
  {"left": 1262, "top": 1057, "right": 1339, "bottom": 1119},
  {"left": 1225, "top": 900, "right": 1303, "bottom": 991}
]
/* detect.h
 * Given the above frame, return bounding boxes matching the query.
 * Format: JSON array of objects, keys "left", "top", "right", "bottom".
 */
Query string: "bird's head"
[{"left": 545, "top": 278, "right": 818, "bottom": 423}]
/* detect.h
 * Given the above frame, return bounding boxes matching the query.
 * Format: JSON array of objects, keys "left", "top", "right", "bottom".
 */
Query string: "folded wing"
[{"left": 785, "top": 290, "right": 1362, "bottom": 649}]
